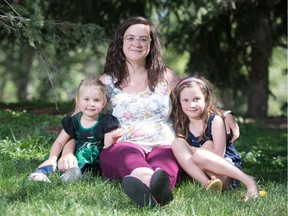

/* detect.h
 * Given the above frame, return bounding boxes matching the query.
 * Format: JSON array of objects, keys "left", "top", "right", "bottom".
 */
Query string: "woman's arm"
[
  {"left": 99, "top": 74, "right": 106, "bottom": 84},
  {"left": 219, "top": 109, "right": 240, "bottom": 142},
  {"left": 223, "top": 113, "right": 240, "bottom": 142},
  {"left": 165, "top": 68, "right": 181, "bottom": 93}
]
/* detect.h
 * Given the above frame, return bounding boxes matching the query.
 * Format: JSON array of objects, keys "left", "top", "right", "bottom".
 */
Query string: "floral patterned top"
[{"left": 103, "top": 75, "right": 175, "bottom": 153}]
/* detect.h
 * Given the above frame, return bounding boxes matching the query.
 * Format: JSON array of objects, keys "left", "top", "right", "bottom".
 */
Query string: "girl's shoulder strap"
[{"left": 206, "top": 113, "right": 216, "bottom": 136}]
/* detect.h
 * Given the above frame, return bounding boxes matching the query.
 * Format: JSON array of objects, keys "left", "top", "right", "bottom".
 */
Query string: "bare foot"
[
  {"left": 243, "top": 191, "right": 259, "bottom": 202},
  {"left": 243, "top": 176, "right": 259, "bottom": 202}
]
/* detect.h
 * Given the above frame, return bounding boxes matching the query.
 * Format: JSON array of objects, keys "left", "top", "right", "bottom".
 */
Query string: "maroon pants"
[{"left": 99, "top": 142, "right": 182, "bottom": 188}]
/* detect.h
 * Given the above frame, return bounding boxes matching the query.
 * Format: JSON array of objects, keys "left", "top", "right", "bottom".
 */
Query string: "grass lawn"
[{"left": 0, "top": 108, "right": 287, "bottom": 216}]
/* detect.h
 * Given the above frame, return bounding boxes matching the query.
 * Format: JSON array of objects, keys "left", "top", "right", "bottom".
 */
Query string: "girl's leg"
[
  {"left": 172, "top": 138, "right": 212, "bottom": 188},
  {"left": 192, "top": 149, "right": 259, "bottom": 198}
]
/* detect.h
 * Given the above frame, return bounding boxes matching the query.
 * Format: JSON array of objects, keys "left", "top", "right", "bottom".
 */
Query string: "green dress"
[{"left": 61, "top": 112, "right": 119, "bottom": 173}]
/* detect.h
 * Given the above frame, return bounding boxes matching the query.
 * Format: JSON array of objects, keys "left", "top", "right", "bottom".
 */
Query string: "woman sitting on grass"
[
  {"left": 29, "top": 77, "right": 122, "bottom": 183},
  {"left": 171, "top": 76, "right": 259, "bottom": 201}
]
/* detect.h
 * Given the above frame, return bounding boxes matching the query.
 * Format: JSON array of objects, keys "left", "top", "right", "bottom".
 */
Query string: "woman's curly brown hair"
[{"left": 102, "top": 16, "right": 165, "bottom": 91}]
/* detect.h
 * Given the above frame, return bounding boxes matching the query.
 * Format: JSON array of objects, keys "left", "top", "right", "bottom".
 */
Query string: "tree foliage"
[
  {"left": 0, "top": 0, "right": 286, "bottom": 117},
  {"left": 0, "top": 0, "right": 104, "bottom": 101},
  {"left": 157, "top": 0, "right": 286, "bottom": 116}
]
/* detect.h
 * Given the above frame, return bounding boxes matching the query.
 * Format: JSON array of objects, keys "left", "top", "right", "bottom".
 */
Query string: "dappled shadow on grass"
[
  {"left": 1, "top": 156, "right": 51, "bottom": 204},
  {"left": 236, "top": 121, "right": 287, "bottom": 184},
  {"left": 171, "top": 177, "right": 286, "bottom": 215},
  {"left": 1, "top": 110, "right": 287, "bottom": 214},
  {"left": 0, "top": 109, "right": 63, "bottom": 140},
  {"left": 1, "top": 152, "right": 163, "bottom": 213},
  {"left": 1, "top": 154, "right": 287, "bottom": 215},
  {"left": 242, "top": 160, "right": 287, "bottom": 184},
  {"left": 0, "top": 101, "right": 74, "bottom": 116}
]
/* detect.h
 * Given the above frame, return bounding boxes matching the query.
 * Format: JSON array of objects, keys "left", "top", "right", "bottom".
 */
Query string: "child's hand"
[
  {"left": 103, "top": 128, "right": 125, "bottom": 149},
  {"left": 112, "top": 128, "right": 124, "bottom": 139},
  {"left": 38, "top": 159, "right": 57, "bottom": 171},
  {"left": 58, "top": 153, "right": 78, "bottom": 172}
]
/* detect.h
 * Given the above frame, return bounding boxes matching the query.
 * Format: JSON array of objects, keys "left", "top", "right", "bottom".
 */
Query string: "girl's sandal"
[{"left": 206, "top": 179, "right": 223, "bottom": 192}]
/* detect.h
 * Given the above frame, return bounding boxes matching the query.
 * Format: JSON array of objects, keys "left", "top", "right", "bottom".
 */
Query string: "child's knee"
[{"left": 191, "top": 150, "right": 206, "bottom": 165}]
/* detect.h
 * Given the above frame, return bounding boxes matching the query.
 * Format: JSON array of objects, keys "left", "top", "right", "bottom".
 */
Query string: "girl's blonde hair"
[
  {"left": 171, "top": 76, "right": 223, "bottom": 142},
  {"left": 75, "top": 77, "right": 107, "bottom": 111}
]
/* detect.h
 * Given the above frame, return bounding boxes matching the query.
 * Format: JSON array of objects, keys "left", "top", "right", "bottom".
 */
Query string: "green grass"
[{"left": 0, "top": 109, "right": 287, "bottom": 216}]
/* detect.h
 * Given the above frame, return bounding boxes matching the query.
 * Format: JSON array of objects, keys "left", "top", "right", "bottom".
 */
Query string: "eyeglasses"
[{"left": 123, "top": 35, "right": 152, "bottom": 46}]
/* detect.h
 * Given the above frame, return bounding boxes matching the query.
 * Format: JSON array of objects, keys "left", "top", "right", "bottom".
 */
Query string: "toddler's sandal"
[
  {"left": 60, "top": 167, "right": 82, "bottom": 183},
  {"left": 29, "top": 173, "right": 51, "bottom": 183}
]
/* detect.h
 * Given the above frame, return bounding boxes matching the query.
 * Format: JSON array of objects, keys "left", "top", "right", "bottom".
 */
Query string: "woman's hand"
[{"left": 224, "top": 114, "right": 240, "bottom": 142}]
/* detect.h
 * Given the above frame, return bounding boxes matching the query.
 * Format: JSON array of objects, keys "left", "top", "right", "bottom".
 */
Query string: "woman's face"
[{"left": 122, "top": 24, "right": 151, "bottom": 65}]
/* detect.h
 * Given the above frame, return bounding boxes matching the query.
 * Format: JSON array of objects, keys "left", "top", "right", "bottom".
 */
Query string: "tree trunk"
[
  {"left": 17, "top": 44, "right": 35, "bottom": 100},
  {"left": 247, "top": 0, "right": 273, "bottom": 117}
]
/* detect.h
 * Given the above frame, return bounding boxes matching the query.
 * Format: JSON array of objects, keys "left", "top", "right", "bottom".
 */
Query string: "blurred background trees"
[{"left": 0, "top": 0, "right": 287, "bottom": 117}]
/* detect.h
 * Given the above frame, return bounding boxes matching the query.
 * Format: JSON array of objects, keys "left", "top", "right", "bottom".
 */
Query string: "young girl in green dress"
[{"left": 29, "top": 78, "right": 122, "bottom": 183}]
